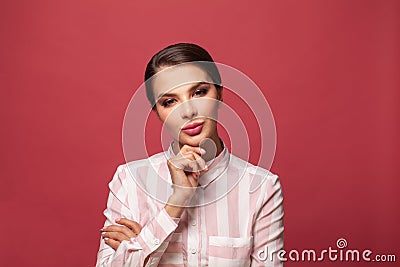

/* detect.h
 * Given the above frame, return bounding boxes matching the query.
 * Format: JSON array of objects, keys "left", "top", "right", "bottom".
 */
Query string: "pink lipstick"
[{"left": 182, "top": 121, "right": 204, "bottom": 136}]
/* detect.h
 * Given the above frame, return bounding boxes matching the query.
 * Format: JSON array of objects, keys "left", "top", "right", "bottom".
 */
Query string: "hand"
[
  {"left": 100, "top": 218, "right": 143, "bottom": 250},
  {"left": 167, "top": 144, "right": 208, "bottom": 206}
]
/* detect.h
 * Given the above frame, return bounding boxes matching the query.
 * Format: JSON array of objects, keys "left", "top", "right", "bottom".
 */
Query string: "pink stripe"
[
  {"left": 249, "top": 180, "right": 260, "bottom": 223},
  {"left": 208, "top": 245, "right": 251, "bottom": 259},
  {"left": 268, "top": 180, "right": 283, "bottom": 267},
  {"left": 109, "top": 167, "right": 126, "bottom": 207},
  {"left": 136, "top": 235, "right": 151, "bottom": 255},
  {"left": 109, "top": 191, "right": 122, "bottom": 220},
  {"left": 204, "top": 186, "right": 218, "bottom": 236},
  {"left": 148, "top": 216, "right": 168, "bottom": 239},
  {"left": 135, "top": 166, "right": 151, "bottom": 225},
  {"left": 265, "top": 179, "right": 276, "bottom": 217},
  {"left": 252, "top": 179, "right": 275, "bottom": 261},
  {"left": 156, "top": 163, "right": 168, "bottom": 204},
  {"left": 227, "top": 168, "right": 240, "bottom": 237}
]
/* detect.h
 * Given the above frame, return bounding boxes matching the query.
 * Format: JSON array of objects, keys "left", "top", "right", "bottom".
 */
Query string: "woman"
[{"left": 96, "top": 43, "right": 284, "bottom": 266}]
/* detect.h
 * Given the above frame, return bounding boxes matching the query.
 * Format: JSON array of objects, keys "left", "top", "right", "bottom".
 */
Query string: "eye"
[
  {"left": 193, "top": 87, "right": 209, "bottom": 97},
  {"left": 160, "top": 98, "right": 176, "bottom": 107}
]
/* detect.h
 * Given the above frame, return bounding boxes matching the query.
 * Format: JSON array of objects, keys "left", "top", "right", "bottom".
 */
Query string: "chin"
[{"left": 179, "top": 132, "right": 210, "bottom": 147}]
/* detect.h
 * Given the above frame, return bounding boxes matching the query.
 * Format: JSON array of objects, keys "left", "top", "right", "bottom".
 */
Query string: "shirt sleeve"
[
  {"left": 96, "top": 164, "right": 181, "bottom": 267},
  {"left": 250, "top": 175, "right": 284, "bottom": 267}
]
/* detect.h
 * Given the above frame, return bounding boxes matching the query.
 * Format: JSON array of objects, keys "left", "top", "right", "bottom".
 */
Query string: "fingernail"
[
  {"left": 200, "top": 148, "right": 206, "bottom": 154},
  {"left": 100, "top": 228, "right": 104, "bottom": 232},
  {"left": 115, "top": 218, "right": 120, "bottom": 222}
]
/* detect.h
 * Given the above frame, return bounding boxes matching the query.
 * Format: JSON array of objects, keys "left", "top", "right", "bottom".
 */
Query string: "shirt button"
[
  {"left": 190, "top": 248, "right": 197, "bottom": 254},
  {"left": 153, "top": 238, "right": 160, "bottom": 245},
  {"left": 191, "top": 220, "right": 197, "bottom": 226}
]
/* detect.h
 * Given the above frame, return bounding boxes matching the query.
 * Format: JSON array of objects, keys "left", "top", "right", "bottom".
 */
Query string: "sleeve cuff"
[{"left": 135, "top": 207, "right": 179, "bottom": 258}]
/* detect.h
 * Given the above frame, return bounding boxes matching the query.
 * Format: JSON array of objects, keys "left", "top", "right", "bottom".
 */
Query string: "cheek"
[
  {"left": 156, "top": 108, "right": 170, "bottom": 124},
  {"left": 158, "top": 108, "right": 179, "bottom": 128},
  {"left": 197, "top": 100, "right": 219, "bottom": 117}
]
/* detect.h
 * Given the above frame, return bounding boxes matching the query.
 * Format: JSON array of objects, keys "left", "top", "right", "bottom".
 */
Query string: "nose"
[{"left": 179, "top": 99, "right": 198, "bottom": 120}]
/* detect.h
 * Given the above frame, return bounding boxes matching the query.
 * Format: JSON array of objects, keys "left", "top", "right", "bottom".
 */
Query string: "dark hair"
[{"left": 144, "top": 43, "right": 222, "bottom": 109}]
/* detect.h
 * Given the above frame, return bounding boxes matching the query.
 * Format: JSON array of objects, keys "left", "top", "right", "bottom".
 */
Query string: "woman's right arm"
[
  {"left": 96, "top": 145, "right": 206, "bottom": 266},
  {"left": 96, "top": 165, "right": 180, "bottom": 267}
]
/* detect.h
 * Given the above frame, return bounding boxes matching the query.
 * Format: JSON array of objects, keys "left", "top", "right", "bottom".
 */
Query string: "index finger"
[
  {"left": 116, "top": 218, "right": 143, "bottom": 235},
  {"left": 180, "top": 144, "right": 206, "bottom": 156}
]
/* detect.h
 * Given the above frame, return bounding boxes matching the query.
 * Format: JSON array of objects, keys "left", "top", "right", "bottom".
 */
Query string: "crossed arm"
[
  {"left": 96, "top": 145, "right": 208, "bottom": 266},
  {"left": 100, "top": 218, "right": 142, "bottom": 250}
]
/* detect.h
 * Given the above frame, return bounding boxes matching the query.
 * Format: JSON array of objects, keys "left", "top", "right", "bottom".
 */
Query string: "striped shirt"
[{"left": 96, "top": 143, "right": 284, "bottom": 266}]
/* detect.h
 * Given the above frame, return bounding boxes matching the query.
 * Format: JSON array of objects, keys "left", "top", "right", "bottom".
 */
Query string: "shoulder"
[
  {"left": 109, "top": 152, "right": 166, "bottom": 186},
  {"left": 124, "top": 151, "right": 166, "bottom": 169},
  {"left": 116, "top": 151, "right": 166, "bottom": 175},
  {"left": 229, "top": 154, "right": 281, "bottom": 194},
  {"left": 227, "top": 154, "right": 284, "bottom": 221}
]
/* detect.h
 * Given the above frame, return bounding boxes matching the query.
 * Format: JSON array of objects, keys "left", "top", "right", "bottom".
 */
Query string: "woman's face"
[{"left": 151, "top": 64, "right": 222, "bottom": 147}]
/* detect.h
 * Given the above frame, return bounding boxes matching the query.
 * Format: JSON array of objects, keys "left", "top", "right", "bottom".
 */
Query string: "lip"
[
  {"left": 181, "top": 121, "right": 204, "bottom": 136},
  {"left": 182, "top": 121, "right": 204, "bottom": 130}
]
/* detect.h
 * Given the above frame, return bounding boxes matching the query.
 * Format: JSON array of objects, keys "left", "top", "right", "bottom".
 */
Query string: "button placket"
[{"left": 187, "top": 207, "right": 199, "bottom": 265}]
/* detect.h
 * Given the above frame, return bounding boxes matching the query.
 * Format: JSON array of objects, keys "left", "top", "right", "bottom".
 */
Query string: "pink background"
[{"left": 1, "top": 0, "right": 398, "bottom": 266}]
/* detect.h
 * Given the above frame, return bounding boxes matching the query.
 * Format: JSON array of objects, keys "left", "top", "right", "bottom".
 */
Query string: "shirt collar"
[{"left": 165, "top": 140, "right": 230, "bottom": 189}]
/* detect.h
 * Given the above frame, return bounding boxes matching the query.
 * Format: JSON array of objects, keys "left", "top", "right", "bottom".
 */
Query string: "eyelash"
[
  {"left": 194, "top": 88, "right": 209, "bottom": 96},
  {"left": 160, "top": 86, "right": 210, "bottom": 107},
  {"left": 161, "top": 99, "right": 176, "bottom": 107}
]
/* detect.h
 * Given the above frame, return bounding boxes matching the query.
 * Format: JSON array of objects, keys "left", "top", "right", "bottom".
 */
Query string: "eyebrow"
[{"left": 157, "top": 82, "right": 209, "bottom": 99}]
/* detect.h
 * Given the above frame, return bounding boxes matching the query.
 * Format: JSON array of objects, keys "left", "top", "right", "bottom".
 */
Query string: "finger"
[
  {"left": 101, "top": 224, "right": 130, "bottom": 236},
  {"left": 116, "top": 218, "right": 143, "bottom": 235},
  {"left": 104, "top": 237, "right": 120, "bottom": 251},
  {"left": 180, "top": 145, "right": 205, "bottom": 156},
  {"left": 187, "top": 160, "right": 199, "bottom": 173},
  {"left": 180, "top": 154, "right": 200, "bottom": 173},
  {"left": 182, "top": 152, "right": 207, "bottom": 172},
  {"left": 102, "top": 225, "right": 135, "bottom": 238},
  {"left": 181, "top": 152, "right": 196, "bottom": 161},
  {"left": 191, "top": 152, "right": 208, "bottom": 172},
  {"left": 170, "top": 148, "right": 207, "bottom": 171},
  {"left": 169, "top": 153, "right": 197, "bottom": 171},
  {"left": 101, "top": 230, "right": 130, "bottom": 242}
]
